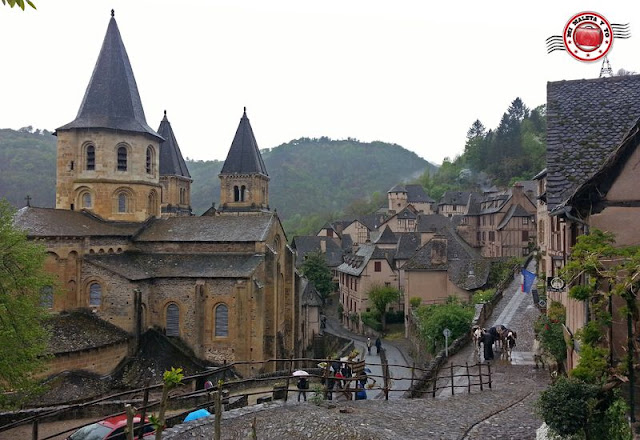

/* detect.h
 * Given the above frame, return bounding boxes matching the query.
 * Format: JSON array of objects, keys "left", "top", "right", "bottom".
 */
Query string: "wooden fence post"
[
  {"left": 137, "top": 380, "right": 150, "bottom": 440},
  {"left": 478, "top": 362, "right": 483, "bottom": 391},
  {"left": 31, "top": 418, "right": 38, "bottom": 440},
  {"left": 466, "top": 362, "right": 471, "bottom": 394},
  {"left": 214, "top": 390, "right": 222, "bottom": 440},
  {"left": 410, "top": 361, "right": 415, "bottom": 389},
  {"left": 487, "top": 362, "right": 492, "bottom": 389},
  {"left": 432, "top": 376, "right": 437, "bottom": 398},
  {"left": 323, "top": 362, "right": 330, "bottom": 400},
  {"left": 450, "top": 363, "right": 454, "bottom": 396},
  {"left": 284, "top": 355, "right": 293, "bottom": 403}
]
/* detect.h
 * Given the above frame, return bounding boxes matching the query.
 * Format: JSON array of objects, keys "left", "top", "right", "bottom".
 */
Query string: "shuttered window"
[
  {"left": 89, "top": 282, "right": 101, "bottom": 307},
  {"left": 117, "top": 147, "right": 127, "bottom": 171},
  {"left": 166, "top": 303, "right": 180, "bottom": 336},
  {"left": 215, "top": 304, "right": 229, "bottom": 337}
]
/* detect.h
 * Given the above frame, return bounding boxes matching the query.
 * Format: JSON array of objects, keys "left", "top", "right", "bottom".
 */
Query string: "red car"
[{"left": 67, "top": 414, "right": 154, "bottom": 439}]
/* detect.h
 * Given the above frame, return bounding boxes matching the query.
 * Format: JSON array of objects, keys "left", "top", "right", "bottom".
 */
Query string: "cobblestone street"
[{"left": 165, "top": 262, "right": 551, "bottom": 439}]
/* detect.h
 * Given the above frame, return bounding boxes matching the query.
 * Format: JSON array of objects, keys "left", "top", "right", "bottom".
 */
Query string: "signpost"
[{"left": 443, "top": 328, "right": 451, "bottom": 357}]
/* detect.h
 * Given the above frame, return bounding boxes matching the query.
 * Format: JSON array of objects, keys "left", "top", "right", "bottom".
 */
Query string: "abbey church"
[{"left": 15, "top": 12, "right": 298, "bottom": 375}]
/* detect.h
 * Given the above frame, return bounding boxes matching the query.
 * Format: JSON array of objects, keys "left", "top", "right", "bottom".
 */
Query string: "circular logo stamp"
[{"left": 563, "top": 12, "right": 612, "bottom": 62}]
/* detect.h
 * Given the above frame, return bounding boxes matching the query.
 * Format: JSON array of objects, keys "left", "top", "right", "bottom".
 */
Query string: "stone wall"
[{"left": 44, "top": 342, "right": 130, "bottom": 377}]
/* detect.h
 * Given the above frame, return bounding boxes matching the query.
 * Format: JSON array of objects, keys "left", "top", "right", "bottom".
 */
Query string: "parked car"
[{"left": 67, "top": 414, "right": 154, "bottom": 439}]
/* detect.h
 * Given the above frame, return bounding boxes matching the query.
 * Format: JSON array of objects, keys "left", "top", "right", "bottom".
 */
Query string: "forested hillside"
[
  {"left": 416, "top": 98, "right": 546, "bottom": 201},
  {"left": 0, "top": 130, "right": 436, "bottom": 236}
]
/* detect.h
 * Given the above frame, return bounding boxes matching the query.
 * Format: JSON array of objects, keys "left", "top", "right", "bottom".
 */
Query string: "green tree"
[
  {"left": 300, "top": 251, "right": 333, "bottom": 304},
  {"left": 0, "top": 199, "right": 53, "bottom": 407},
  {"left": 367, "top": 285, "right": 401, "bottom": 332},
  {"left": 414, "top": 299, "right": 474, "bottom": 354},
  {"left": 2, "top": 0, "right": 35, "bottom": 10}
]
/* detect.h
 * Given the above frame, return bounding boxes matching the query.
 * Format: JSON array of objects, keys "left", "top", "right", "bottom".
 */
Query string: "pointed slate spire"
[
  {"left": 57, "top": 12, "right": 162, "bottom": 140},
  {"left": 157, "top": 111, "right": 191, "bottom": 178},
  {"left": 220, "top": 108, "right": 268, "bottom": 176}
]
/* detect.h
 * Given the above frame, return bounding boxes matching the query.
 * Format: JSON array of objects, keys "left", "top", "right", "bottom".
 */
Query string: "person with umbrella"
[{"left": 293, "top": 370, "right": 309, "bottom": 402}]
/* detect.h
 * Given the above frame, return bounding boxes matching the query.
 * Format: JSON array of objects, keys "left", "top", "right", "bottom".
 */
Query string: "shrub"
[
  {"left": 409, "top": 297, "right": 422, "bottom": 309},
  {"left": 570, "top": 344, "right": 608, "bottom": 384},
  {"left": 385, "top": 310, "right": 404, "bottom": 324},
  {"left": 361, "top": 311, "right": 382, "bottom": 331},
  {"left": 472, "top": 288, "right": 495, "bottom": 304},
  {"left": 414, "top": 302, "right": 473, "bottom": 355},
  {"left": 534, "top": 314, "right": 566, "bottom": 364}
]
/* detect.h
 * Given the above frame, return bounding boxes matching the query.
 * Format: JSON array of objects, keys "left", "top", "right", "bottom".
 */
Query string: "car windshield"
[{"left": 68, "top": 422, "right": 112, "bottom": 440}]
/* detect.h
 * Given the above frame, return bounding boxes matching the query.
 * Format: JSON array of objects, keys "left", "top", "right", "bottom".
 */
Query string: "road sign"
[{"left": 443, "top": 328, "right": 451, "bottom": 338}]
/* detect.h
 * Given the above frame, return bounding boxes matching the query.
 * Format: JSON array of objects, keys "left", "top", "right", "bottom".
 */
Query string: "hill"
[{"left": 0, "top": 130, "right": 436, "bottom": 233}]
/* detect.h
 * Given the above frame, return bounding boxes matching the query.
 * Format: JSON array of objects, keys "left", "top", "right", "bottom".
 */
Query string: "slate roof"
[
  {"left": 546, "top": 75, "right": 640, "bottom": 211},
  {"left": 86, "top": 252, "right": 263, "bottom": 280},
  {"left": 394, "top": 206, "right": 418, "bottom": 220},
  {"left": 300, "top": 278, "right": 323, "bottom": 307},
  {"left": 375, "top": 226, "right": 398, "bottom": 244},
  {"left": 57, "top": 14, "right": 161, "bottom": 141},
  {"left": 45, "top": 311, "right": 130, "bottom": 355},
  {"left": 402, "top": 230, "right": 488, "bottom": 290},
  {"left": 337, "top": 244, "right": 377, "bottom": 276},
  {"left": 157, "top": 111, "right": 191, "bottom": 178},
  {"left": 415, "top": 214, "right": 452, "bottom": 233},
  {"left": 438, "top": 191, "right": 472, "bottom": 206},
  {"left": 465, "top": 193, "right": 484, "bottom": 216},
  {"left": 394, "top": 232, "right": 421, "bottom": 260},
  {"left": 406, "top": 184, "right": 435, "bottom": 203},
  {"left": 496, "top": 204, "right": 533, "bottom": 230},
  {"left": 291, "top": 236, "right": 344, "bottom": 268},
  {"left": 358, "top": 213, "right": 387, "bottom": 231},
  {"left": 14, "top": 207, "right": 143, "bottom": 237},
  {"left": 135, "top": 214, "right": 275, "bottom": 242},
  {"left": 388, "top": 184, "right": 408, "bottom": 193},
  {"left": 220, "top": 108, "right": 268, "bottom": 176}
]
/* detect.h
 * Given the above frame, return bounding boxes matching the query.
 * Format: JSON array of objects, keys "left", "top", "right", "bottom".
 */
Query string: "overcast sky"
[{"left": 2, "top": 1, "right": 640, "bottom": 166}]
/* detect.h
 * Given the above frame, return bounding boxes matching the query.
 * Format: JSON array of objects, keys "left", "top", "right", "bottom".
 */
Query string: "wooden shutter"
[
  {"left": 166, "top": 303, "right": 180, "bottom": 336},
  {"left": 215, "top": 304, "right": 228, "bottom": 337}
]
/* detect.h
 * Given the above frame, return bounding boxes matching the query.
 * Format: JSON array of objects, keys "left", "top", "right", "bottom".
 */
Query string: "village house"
[
  {"left": 538, "top": 75, "right": 640, "bottom": 369},
  {"left": 436, "top": 191, "right": 472, "bottom": 217},
  {"left": 387, "top": 183, "right": 435, "bottom": 215},
  {"left": 456, "top": 184, "right": 537, "bottom": 258},
  {"left": 14, "top": 13, "right": 299, "bottom": 377}
]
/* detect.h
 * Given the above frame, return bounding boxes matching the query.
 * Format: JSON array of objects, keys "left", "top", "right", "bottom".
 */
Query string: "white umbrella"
[{"left": 293, "top": 370, "right": 309, "bottom": 377}]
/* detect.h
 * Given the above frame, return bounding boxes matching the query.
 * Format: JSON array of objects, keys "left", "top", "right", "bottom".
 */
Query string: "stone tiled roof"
[
  {"left": 300, "top": 278, "right": 323, "bottom": 307},
  {"left": 135, "top": 214, "right": 275, "bottom": 242},
  {"left": 465, "top": 193, "right": 484, "bottom": 215},
  {"left": 337, "top": 244, "right": 377, "bottom": 276},
  {"left": 415, "top": 214, "right": 452, "bottom": 233},
  {"left": 375, "top": 226, "right": 398, "bottom": 244},
  {"left": 388, "top": 184, "right": 408, "bottom": 193},
  {"left": 56, "top": 15, "right": 161, "bottom": 141},
  {"left": 546, "top": 75, "right": 640, "bottom": 211},
  {"left": 45, "top": 311, "right": 130, "bottom": 355},
  {"left": 220, "top": 109, "right": 268, "bottom": 176},
  {"left": 438, "top": 191, "right": 472, "bottom": 206},
  {"left": 157, "top": 111, "right": 191, "bottom": 178},
  {"left": 395, "top": 206, "right": 418, "bottom": 220},
  {"left": 358, "top": 213, "right": 387, "bottom": 231},
  {"left": 86, "top": 252, "right": 263, "bottom": 280},
  {"left": 496, "top": 204, "right": 532, "bottom": 230},
  {"left": 14, "top": 207, "right": 143, "bottom": 237},
  {"left": 406, "top": 184, "right": 435, "bottom": 203},
  {"left": 402, "top": 229, "right": 488, "bottom": 290},
  {"left": 291, "top": 236, "right": 344, "bottom": 268},
  {"left": 395, "top": 232, "right": 421, "bottom": 260}
]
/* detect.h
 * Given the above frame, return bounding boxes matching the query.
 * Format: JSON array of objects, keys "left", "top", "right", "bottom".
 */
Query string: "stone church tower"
[
  {"left": 218, "top": 108, "right": 270, "bottom": 214},
  {"left": 157, "top": 111, "right": 192, "bottom": 217},
  {"left": 54, "top": 11, "right": 164, "bottom": 222}
]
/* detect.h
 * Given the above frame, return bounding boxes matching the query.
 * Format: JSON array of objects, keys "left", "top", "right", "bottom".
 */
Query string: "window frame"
[{"left": 214, "top": 303, "right": 229, "bottom": 338}]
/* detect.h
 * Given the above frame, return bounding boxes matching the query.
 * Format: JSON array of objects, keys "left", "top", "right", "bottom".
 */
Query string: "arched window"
[
  {"left": 148, "top": 191, "right": 157, "bottom": 215},
  {"left": 117, "top": 146, "right": 128, "bottom": 171},
  {"left": 40, "top": 285, "right": 53, "bottom": 309},
  {"left": 233, "top": 186, "right": 240, "bottom": 202},
  {"left": 82, "top": 192, "right": 92, "bottom": 209},
  {"left": 118, "top": 193, "right": 127, "bottom": 213},
  {"left": 89, "top": 282, "right": 102, "bottom": 307},
  {"left": 146, "top": 146, "right": 153, "bottom": 174},
  {"left": 86, "top": 145, "right": 95, "bottom": 170},
  {"left": 166, "top": 303, "right": 180, "bottom": 336},
  {"left": 214, "top": 304, "right": 229, "bottom": 337},
  {"left": 240, "top": 185, "right": 246, "bottom": 202}
]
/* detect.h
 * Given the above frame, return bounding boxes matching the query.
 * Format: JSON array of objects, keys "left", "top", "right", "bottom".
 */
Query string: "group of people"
[
  {"left": 472, "top": 324, "right": 517, "bottom": 361},
  {"left": 366, "top": 336, "right": 382, "bottom": 355}
]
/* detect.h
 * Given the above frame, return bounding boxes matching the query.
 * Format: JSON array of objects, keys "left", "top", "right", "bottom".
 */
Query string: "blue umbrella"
[
  {"left": 184, "top": 408, "right": 211, "bottom": 422},
  {"left": 364, "top": 367, "right": 372, "bottom": 373}
]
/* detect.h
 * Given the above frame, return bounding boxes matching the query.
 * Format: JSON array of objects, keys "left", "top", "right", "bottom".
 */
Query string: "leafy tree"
[
  {"left": 151, "top": 367, "right": 184, "bottom": 440},
  {"left": 414, "top": 299, "right": 473, "bottom": 354},
  {"left": 1, "top": 0, "right": 35, "bottom": 10},
  {"left": 367, "top": 285, "right": 401, "bottom": 332},
  {"left": 300, "top": 251, "right": 333, "bottom": 304},
  {"left": 0, "top": 199, "right": 53, "bottom": 407}
]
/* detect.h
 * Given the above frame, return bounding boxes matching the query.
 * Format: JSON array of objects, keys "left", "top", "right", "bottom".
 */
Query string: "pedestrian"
[
  {"left": 204, "top": 380, "right": 213, "bottom": 390},
  {"left": 482, "top": 328, "right": 495, "bottom": 361},
  {"left": 366, "top": 337, "right": 372, "bottom": 354},
  {"left": 375, "top": 337, "right": 382, "bottom": 354},
  {"left": 296, "top": 377, "right": 309, "bottom": 402}
]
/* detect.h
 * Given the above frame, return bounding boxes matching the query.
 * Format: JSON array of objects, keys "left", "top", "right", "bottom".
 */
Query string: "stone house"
[
  {"left": 341, "top": 213, "right": 387, "bottom": 246},
  {"left": 387, "top": 184, "right": 435, "bottom": 215},
  {"left": 14, "top": 13, "right": 298, "bottom": 377},
  {"left": 539, "top": 74, "right": 640, "bottom": 369},
  {"left": 457, "top": 184, "right": 537, "bottom": 258},
  {"left": 378, "top": 205, "right": 419, "bottom": 233}
]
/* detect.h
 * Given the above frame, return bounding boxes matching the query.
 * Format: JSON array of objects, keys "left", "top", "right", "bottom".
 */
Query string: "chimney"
[
  {"left": 320, "top": 240, "right": 326, "bottom": 253},
  {"left": 430, "top": 234, "right": 448, "bottom": 265}
]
